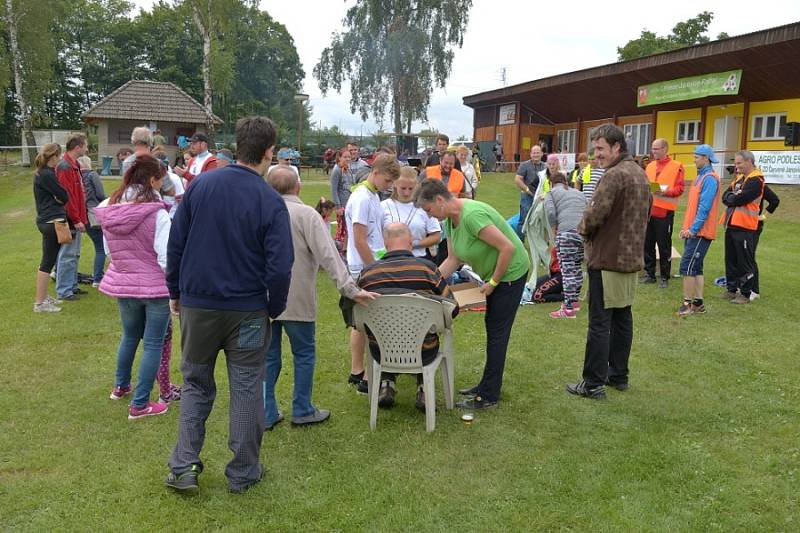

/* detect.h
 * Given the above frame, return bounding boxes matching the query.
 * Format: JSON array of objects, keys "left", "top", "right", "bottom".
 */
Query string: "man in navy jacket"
[{"left": 165, "top": 116, "right": 294, "bottom": 495}]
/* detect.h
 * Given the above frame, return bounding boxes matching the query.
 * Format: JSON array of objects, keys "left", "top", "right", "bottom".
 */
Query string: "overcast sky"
[{"left": 131, "top": 0, "right": 800, "bottom": 139}]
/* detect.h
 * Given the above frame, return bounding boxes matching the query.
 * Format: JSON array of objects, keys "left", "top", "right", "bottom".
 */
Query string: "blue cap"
[{"left": 694, "top": 144, "right": 719, "bottom": 163}]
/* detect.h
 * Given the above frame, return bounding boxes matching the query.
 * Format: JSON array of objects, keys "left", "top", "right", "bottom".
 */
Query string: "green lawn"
[{"left": 1, "top": 166, "right": 798, "bottom": 531}]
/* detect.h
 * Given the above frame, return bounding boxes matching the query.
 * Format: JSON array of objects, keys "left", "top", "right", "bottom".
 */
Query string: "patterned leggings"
[
  {"left": 156, "top": 318, "right": 175, "bottom": 396},
  {"left": 555, "top": 230, "right": 585, "bottom": 307}
]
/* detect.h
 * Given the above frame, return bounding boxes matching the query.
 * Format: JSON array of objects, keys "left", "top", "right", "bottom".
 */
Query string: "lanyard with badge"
[{"left": 389, "top": 199, "right": 417, "bottom": 226}]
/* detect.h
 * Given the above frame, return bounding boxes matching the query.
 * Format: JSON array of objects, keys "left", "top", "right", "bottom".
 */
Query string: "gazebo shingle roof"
[{"left": 82, "top": 80, "right": 223, "bottom": 125}]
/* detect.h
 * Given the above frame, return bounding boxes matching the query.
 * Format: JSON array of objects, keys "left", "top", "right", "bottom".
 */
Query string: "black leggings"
[{"left": 37, "top": 222, "right": 61, "bottom": 273}]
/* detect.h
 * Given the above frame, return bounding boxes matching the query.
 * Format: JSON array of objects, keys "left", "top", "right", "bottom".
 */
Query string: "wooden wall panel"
[
  {"left": 496, "top": 124, "right": 518, "bottom": 160},
  {"left": 474, "top": 126, "right": 496, "bottom": 142}
]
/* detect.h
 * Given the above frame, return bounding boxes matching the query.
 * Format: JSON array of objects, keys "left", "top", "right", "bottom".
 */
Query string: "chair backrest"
[{"left": 353, "top": 293, "right": 448, "bottom": 372}]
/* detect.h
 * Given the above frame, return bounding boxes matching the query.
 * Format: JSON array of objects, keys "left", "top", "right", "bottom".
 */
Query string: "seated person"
[
  {"left": 533, "top": 247, "right": 563, "bottom": 303},
  {"left": 357, "top": 222, "right": 458, "bottom": 411}
]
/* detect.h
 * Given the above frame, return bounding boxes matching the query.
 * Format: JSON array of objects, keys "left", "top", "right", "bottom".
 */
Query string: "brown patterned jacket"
[{"left": 578, "top": 153, "right": 651, "bottom": 273}]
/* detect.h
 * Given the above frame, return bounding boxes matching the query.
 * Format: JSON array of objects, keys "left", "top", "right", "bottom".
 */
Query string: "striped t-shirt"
[
  {"left": 357, "top": 250, "right": 454, "bottom": 365},
  {"left": 583, "top": 167, "right": 605, "bottom": 202}
]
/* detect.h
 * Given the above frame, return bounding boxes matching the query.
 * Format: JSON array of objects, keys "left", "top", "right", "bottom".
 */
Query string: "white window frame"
[
  {"left": 751, "top": 113, "right": 787, "bottom": 140},
  {"left": 676, "top": 120, "right": 701, "bottom": 143},
  {"left": 556, "top": 129, "right": 576, "bottom": 153},
  {"left": 623, "top": 123, "right": 652, "bottom": 156}
]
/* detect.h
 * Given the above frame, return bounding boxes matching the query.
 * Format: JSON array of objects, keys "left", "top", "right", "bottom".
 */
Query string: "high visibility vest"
[
  {"left": 426, "top": 165, "right": 466, "bottom": 195},
  {"left": 723, "top": 171, "right": 764, "bottom": 231},
  {"left": 645, "top": 158, "right": 683, "bottom": 211},
  {"left": 571, "top": 165, "right": 591, "bottom": 185},
  {"left": 537, "top": 169, "right": 553, "bottom": 194},
  {"left": 681, "top": 169, "right": 720, "bottom": 240}
]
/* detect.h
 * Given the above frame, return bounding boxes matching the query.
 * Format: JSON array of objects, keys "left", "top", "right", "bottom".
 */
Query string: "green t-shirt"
[{"left": 445, "top": 200, "right": 530, "bottom": 282}]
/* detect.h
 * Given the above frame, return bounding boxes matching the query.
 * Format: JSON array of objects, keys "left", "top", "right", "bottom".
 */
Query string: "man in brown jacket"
[
  {"left": 567, "top": 124, "right": 651, "bottom": 399},
  {"left": 264, "top": 167, "right": 374, "bottom": 427}
]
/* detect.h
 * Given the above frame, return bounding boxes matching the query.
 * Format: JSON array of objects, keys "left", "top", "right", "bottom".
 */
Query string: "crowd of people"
[{"left": 30, "top": 115, "right": 779, "bottom": 494}]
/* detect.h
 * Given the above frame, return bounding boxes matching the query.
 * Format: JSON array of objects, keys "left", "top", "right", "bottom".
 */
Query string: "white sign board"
[
  {"left": 553, "top": 153, "right": 576, "bottom": 175},
  {"left": 498, "top": 104, "right": 516, "bottom": 125},
  {"left": 753, "top": 151, "right": 800, "bottom": 185}
]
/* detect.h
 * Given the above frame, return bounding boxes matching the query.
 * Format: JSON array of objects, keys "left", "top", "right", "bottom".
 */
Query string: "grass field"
[{"left": 1, "top": 166, "right": 799, "bottom": 531}]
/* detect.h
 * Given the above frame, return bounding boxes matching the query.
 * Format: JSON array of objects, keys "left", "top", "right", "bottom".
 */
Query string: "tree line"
[{"left": 0, "top": 0, "right": 306, "bottom": 149}]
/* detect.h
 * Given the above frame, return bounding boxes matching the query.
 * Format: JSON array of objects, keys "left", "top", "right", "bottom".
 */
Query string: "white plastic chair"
[{"left": 352, "top": 293, "right": 455, "bottom": 432}]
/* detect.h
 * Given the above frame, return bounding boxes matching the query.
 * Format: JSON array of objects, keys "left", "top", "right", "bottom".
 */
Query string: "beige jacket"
[{"left": 276, "top": 195, "right": 360, "bottom": 322}]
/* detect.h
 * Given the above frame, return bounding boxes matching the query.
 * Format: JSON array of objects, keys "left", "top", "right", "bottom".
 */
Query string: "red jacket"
[{"left": 56, "top": 153, "right": 88, "bottom": 226}]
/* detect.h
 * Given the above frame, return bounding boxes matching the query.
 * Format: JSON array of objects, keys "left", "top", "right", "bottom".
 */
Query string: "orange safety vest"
[
  {"left": 722, "top": 170, "right": 764, "bottom": 231},
  {"left": 426, "top": 165, "right": 466, "bottom": 195},
  {"left": 645, "top": 158, "right": 683, "bottom": 212},
  {"left": 682, "top": 170, "right": 720, "bottom": 240}
]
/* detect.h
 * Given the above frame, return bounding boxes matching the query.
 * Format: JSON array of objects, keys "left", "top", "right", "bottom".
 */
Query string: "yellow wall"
[
  {"left": 746, "top": 98, "right": 800, "bottom": 150},
  {"left": 656, "top": 108, "right": 702, "bottom": 178},
  {"left": 703, "top": 103, "right": 745, "bottom": 145}
]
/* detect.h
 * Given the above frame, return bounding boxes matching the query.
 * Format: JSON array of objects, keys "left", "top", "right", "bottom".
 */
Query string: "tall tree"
[
  {"left": 185, "top": 0, "right": 246, "bottom": 136},
  {"left": 314, "top": 0, "right": 471, "bottom": 135},
  {"left": 2, "top": 0, "right": 58, "bottom": 162},
  {"left": 618, "top": 11, "right": 727, "bottom": 61}
]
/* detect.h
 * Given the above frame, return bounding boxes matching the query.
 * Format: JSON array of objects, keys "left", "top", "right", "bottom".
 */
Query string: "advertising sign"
[
  {"left": 637, "top": 70, "right": 742, "bottom": 107},
  {"left": 753, "top": 151, "right": 800, "bottom": 185}
]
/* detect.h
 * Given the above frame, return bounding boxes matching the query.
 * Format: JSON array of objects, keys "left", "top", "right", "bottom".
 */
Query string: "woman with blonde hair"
[
  {"left": 33, "top": 143, "right": 69, "bottom": 312},
  {"left": 456, "top": 146, "right": 478, "bottom": 198},
  {"left": 381, "top": 166, "right": 441, "bottom": 259}
]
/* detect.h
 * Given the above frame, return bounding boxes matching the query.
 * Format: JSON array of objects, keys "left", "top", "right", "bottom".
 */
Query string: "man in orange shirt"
[
  {"left": 419, "top": 151, "right": 467, "bottom": 197},
  {"left": 643, "top": 138, "right": 685, "bottom": 288}
]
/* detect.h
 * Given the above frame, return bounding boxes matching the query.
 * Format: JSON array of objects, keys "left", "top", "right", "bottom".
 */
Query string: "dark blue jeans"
[
  {"left": 263, "top": 320, "right": 317, "bottom": 425},
  {"left": 86, "top": 226, "right": 106, "bottom": 283},
  {"left": 114, "top": 298, "right": 171, "bottom": 407}
]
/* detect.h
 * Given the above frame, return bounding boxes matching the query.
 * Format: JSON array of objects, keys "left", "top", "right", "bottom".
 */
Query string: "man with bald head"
[
  {"left": 643, "top": 138, "right": 685, "bottom": 288},
  {"left": 514, "top": 145, "right": 546, "bottom": 235},
  {"left": 356, "top": 222, "right": 457, "bottom": 410},
  {"left": 264, "top": 166, "right": 375, "bottom": 428}
]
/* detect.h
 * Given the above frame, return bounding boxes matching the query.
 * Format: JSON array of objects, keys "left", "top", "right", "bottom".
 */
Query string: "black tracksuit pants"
[
  {"left": 643, "top": 211, "right": 674, "bottom": 280},
  {"left": 725, "top": 228, "right": 756, "bottom": 298}
]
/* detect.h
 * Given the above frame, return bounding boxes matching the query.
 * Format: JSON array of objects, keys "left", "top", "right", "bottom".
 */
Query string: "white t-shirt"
[
  {"left": 381, "top": 199, "right": 441, "bottom": 257},
  {"left": 345, "top": 184, "right": 384, "bottom": 274},
  {"left": 162, "top": 171, "right": 185, "bottom": 218}
]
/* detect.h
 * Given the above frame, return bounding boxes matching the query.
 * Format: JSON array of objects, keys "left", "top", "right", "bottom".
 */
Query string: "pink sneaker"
[
  {"left": 549, "top": 305, "right": 577, "bottom": 319},
  {"left": 128, "top": 401, "right": 169, "bottom": 420},
  {"left": 110, "top": 385, "right": 132, "bottom": 400}
]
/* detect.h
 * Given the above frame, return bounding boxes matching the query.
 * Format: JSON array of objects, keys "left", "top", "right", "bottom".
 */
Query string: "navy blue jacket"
[{"left": 167, "top": 164, "right": 293, "bottom": 316}]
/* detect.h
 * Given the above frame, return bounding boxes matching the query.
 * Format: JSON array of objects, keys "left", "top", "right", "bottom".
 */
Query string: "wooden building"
[
  {"left": 83, "top": 80, "right": 222, "bottom": 172},
  {"left": 464, "top": 22, "right": 800, "bottom": 180}
]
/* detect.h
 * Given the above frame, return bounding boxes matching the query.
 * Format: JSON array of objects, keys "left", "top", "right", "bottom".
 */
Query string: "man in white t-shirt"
[
  {"left": 345, "top": 153, "right": 401, "bottom": 392},
  {"left": 267, "top": 147, "right": 301, "bottom": 182},
  {"left": 381, "top": 167, "right": 440, "bottom": 258},
  {"left": 174, "top": 132, "right": 218, "bottom": 184}
]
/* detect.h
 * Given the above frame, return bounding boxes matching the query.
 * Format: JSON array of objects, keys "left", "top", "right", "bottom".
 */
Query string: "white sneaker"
[
  {"left": 34, "top": 301, "right": 62, "bottom": 313},
  {"left": 92, "top": 282, "right": 100, "bottom": 288},
  {"left": 44, "top": 295, "right": 62, "bottom": 305},
  {"left": 749, "top": 292, "right": 760, "bottom": 301}
]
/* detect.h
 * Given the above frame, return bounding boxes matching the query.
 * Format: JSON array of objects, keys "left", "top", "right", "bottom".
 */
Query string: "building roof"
[
  {"left": 463, "top": 22, "right": 800, "bottom": 124},
  {"left": 82, "top": 80, "right": 223, "bottom": 125}
]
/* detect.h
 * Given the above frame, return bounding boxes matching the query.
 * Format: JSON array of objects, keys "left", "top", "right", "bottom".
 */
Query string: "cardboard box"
[{"left": 451, "top": 281, "right": 486, "bottom": 310}]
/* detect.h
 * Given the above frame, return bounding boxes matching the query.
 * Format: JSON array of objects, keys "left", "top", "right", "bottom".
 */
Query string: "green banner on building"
[{"left": 637, "top": 70, "right": 742, "bottom": 107}]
